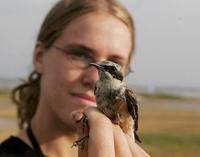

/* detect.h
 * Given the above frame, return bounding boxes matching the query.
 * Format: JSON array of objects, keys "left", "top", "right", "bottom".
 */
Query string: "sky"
[{"left": 0, "top": 0, "right": 200, "bottom": 89}]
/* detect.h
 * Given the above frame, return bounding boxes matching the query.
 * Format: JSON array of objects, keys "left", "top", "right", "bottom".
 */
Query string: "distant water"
[
  {"left": 0, "top": 78, "right": 21, "bottom": 89},
  {"left": 0, "top": 78, "right": 200, "bottom": 98},
  {"left": 165, "top": 103, "right": 200, "bottom": 110},
  {"left": 130, "top": 84, "right": 200, "bottom": 98}
]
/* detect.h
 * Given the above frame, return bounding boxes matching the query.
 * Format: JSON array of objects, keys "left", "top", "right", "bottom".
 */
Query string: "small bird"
[
  {"left": 73, "top": 60, "right": 141, "bottom": 149},
  {"left": 90, "top": 61, "right": 141, "bottom": 143}
]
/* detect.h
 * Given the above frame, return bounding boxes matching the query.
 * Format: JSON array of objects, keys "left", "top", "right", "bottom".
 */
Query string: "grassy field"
[
  {"left": 0, "top": 91, "right": 200, "bottom": 157},
  {"left": 139, "top": 95, "right": 200, "bottom": 157}
]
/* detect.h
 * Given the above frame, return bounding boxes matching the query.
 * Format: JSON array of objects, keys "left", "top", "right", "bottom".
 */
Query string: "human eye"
[
  {"left": 69, "top": 49, "right": 94, "bottom": 64},
  {"left": 65, "top": 47, "right": 85, "bottom": 58},
  {"left": 110, "top": 59, "right": 125, "bottom": 68},
  {"left": 69, "top": 50, "right": 87, "bottom": 60}
]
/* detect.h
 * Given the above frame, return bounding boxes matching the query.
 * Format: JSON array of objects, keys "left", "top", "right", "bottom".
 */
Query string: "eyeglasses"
[{"left": 51, "top": 45, "right": 131, "bottom": 76}]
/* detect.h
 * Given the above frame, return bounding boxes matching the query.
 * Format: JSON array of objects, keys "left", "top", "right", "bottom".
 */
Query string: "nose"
[{"left": 82, "top": 65, "right": 99, "bottom": 89}]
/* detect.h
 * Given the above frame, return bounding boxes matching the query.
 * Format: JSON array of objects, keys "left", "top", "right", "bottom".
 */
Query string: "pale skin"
[{"left": 18, "top": 12, "right": 150, "bottom": 157}]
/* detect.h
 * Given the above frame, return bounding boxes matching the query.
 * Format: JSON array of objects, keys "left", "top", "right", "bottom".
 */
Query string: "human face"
[{"left": 35, "top": 12, "right": 132, "bottom": 130}]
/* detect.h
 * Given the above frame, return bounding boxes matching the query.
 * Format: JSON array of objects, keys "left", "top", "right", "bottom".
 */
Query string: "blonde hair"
[{"left": 12, "top": 0, "right": 135, "bottom": 129}]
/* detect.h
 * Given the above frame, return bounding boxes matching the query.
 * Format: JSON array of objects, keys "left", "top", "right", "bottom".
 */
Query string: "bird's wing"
[
  {"left": 125, "top": 88, "right": 141, "bottom": 142},
  {"left": 125, "top": 88, "right": 138, "bottom": 128}
]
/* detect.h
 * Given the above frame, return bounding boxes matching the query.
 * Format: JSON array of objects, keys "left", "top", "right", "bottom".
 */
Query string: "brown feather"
[{"left": 125, "top": 88, "right": 141, "bottom": 143}]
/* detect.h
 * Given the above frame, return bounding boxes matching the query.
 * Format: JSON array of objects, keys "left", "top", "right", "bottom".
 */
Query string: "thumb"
[{"left": 71, "top": 111, "right": 89, "bottom": 157}]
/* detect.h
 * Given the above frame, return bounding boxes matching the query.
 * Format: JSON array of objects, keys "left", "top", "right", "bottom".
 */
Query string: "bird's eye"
[
  {"left": 111, "top": 67, "right": 116, "bottom": 71},
  {"left": 103, "top": 65, "right": 110, "bottom": 72}
]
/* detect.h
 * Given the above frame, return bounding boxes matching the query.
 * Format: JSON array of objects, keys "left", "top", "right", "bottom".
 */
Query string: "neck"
[{"left": 30, "top": 100, "right": 77, "bottom": 157}]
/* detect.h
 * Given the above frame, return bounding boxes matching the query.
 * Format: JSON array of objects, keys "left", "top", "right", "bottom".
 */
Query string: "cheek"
[
  {"left": 40, "top": 64, "right": 84, "bottom": 125},
  {"left": 42, "top": 55, "right": 82, "bottom": 86},
  {"left": 43, "top": 67, "right": 83, "bottom": 94}
]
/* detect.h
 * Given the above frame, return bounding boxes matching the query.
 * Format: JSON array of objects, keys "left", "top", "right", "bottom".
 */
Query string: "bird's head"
[{"left": 90, "top": 60, "right": 124, "bottom": 82}]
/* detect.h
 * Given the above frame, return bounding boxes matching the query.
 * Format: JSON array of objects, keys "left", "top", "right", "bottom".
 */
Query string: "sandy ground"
[
  {"left": 0, "top": 94, "right": 18, "bottom": 140},
  {"left": 0, "top": 93, "right": 200, "bottom": 141}
]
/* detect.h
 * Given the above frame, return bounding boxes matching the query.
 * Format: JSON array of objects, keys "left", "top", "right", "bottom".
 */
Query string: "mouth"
[{"left": 71, "top": 92, "right": 96, "bottom": 107}]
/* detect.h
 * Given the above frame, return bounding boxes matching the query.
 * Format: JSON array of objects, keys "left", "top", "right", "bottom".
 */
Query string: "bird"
[
  {"left": 72, "top": 60, "right": 141, "bottom": 149},
  {"left": 90, "top": 61, "right": 141, "bottom": 142}
]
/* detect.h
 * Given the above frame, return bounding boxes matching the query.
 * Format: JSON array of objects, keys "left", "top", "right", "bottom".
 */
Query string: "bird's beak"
[{"left": 89, "top": 63, "right": 104, "bottom": 72}]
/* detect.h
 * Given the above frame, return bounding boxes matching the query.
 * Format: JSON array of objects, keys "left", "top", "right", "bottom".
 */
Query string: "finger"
[
  {"left": 113, "top": 125, "right": 132, "bottom": 157},
  {"left": 126, "top": 135, "right": 150, "bottom": 157},
  {"left": 84, "top": 107, "right": 115, "bottom": 157},
  {"left": 71, "top": 111, "right": 88, "bottom": 157}
]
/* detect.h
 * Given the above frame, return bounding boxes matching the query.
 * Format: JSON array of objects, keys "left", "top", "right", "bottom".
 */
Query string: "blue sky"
[{"left": 0, "top": 0, "right": 200, "bottom": 88}]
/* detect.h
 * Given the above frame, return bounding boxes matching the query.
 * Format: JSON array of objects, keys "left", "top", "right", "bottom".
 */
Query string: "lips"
[{"left": 71, "top": 92, "right": 96, "bottom": 106}]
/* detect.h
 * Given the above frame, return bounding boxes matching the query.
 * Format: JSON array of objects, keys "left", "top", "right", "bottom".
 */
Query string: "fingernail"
[{"left": 71, "top": 111, "right": 83, "bottom": 122}]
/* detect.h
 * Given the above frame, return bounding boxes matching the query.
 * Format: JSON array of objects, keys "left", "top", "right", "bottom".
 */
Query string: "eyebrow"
[{"left": 63, "top": 44, "right": 97, "bottom": 54}]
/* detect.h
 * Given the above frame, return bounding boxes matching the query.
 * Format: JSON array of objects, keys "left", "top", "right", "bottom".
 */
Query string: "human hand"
[{"left": 72, "top": 107, "right": 150, "bottom": 157}]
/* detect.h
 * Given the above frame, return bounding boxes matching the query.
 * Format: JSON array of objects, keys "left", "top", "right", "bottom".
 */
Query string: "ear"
[{"left": 33, "top": 42, "right": 45, "bottom": 74}]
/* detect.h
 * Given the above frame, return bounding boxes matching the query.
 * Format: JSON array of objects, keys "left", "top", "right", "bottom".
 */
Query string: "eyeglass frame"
[{"left": 51, "top": 44, "right": 132, "bottom": 76}]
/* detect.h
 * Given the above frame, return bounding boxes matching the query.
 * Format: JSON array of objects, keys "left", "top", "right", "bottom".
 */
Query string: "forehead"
[{"left": 55, "top": 12, "right": 132, "bottom": 63}]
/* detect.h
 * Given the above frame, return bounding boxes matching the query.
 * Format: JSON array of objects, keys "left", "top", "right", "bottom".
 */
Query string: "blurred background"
[{"left": 0, "top": 0, "right": 200, "bottom": 156}]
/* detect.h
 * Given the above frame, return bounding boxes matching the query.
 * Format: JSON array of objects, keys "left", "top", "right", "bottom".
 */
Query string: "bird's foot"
[
  {"left": 72, "top": 135, "right": 89, "bottom": 150},
  {"left": 72, "top": 114, "right": 89, "bottom": 150}
]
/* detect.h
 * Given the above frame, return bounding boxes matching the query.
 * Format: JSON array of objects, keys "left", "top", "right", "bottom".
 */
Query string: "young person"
[{"left": 0, "top": 0, "right": 150, "bottom": 156}]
